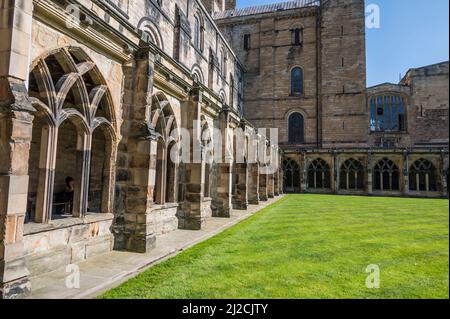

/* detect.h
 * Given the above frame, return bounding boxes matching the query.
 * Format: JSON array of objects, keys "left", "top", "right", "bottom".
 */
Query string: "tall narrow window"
[
  {"left": 292, "top": 28, "right": 303, "bottom": 46},
  {"left": 244, "top": 34, "right": 251, "bottom": 51},
  {"left": 194, "top": 15, "right": 200, "bottom": 49},
  {"left": 193, "top": 12, "right": 204, "bottom": 52},
  {"left": 229, "top": 74, "right": 234, "bottom": 108},
  {"left": 288, "top": 112, "right": 305, "bottom": 144},
  {"left": 291, "top": 67, "right": 304, "bottom": 95}
]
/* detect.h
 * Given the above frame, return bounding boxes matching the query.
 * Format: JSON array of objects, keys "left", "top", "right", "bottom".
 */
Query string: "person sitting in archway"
[{"left": 63, "top": 176, "right": 75, "bottom": 214}]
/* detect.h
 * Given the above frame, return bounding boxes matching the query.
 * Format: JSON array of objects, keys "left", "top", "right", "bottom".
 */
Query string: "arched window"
[
  {"left": 291, "top": 67, "right": 304, "bottom": 95},
  {"left": 194, "top": 12, "right": 204, "bottom": 52},
  {"left": 291, "top": 28, "right": 303, "bottom": 46},
  {"left": 283, "top": 159, "right": 300, "bottom": 192},
  {"left": 370, "top": 95, "right": 406, "bottom": 132},
  {"left": 150, "top": 93, "right": 179, "bottom": 205},
  {"left": 339, "top": 159, "right": 365, "bottom": 190},
  {"left": 373, "top": 158, "right": 400, "bottom": 191},
  {"left": 308, "top": 159, "right": 331, "bottom": 189},
  {"left": 26, "top": 47, "right": 116, "bottom": 223},
  {"left": 409, "top": 159, "right": 437, "bottom": 192},
  {"left": 288, "top": 112, "right": 304, "bottom": 144}
]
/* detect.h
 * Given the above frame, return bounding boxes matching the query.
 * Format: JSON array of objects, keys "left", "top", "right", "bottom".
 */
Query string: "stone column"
[
  {"left": 231, "top": 122, "right": 248, "bottom": 209},
  {"left": 247, "top": 131, "right": 259, "bottom": 204},
  {"left": 367, "top": 151, "right": 373, "bottom": 195},
  {"left": 259, "top": 167, "right": 268, "bottom": 201},
  {"left": 0, "top": 81, "right": 34, "bottom": 298},
  {"left": 267, "top": 174, "right": 275, "bottom": 198},
  {"left": 274, "top": 169, "right": 280, "bottom": 197},
  {"left": 332, "top": 151, "right": 338, "bottom": 193},
  {"left": 0, "top": 0, "right": 34, "bottom": 299},
  {"left": 178, "top": 88, "right": 205, "bottom": 230},
  {"left": 248, "top": 162, "right": 260, "bottom": 204},
  {"left": 301, "top": 152, "right": 308, "bottom": 192},
  {"left": 278, "top": 152, "right": 284, "bottom": 195},
  {"left": 211, "top": 107, "right": 233, "bottom": 217},
  {"left": 73, "top": 133, "right": 91, "bottom": 218},
  {"left": 115, "top": 48, "right": 157, "bottom": 253},
  {"left": 441, "top": 151, "right": 448, "bottom": 197},
  {"left": 232, "top": 163, "right": 248, "bottom": 209},
  {"left": 403, "top": 151, "right": 410, "bottom": 196}
]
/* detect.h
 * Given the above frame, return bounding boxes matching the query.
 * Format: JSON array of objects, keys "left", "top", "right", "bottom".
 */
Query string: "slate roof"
[{"left": 214, "top": 0, "right": 320, "bottom": 19}]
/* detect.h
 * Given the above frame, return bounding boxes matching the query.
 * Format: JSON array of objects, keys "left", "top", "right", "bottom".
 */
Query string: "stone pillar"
[
  {"left": 267, "top": 174, "right": 275, "bottom": 198},
  {"left": 247, "top": 131, "right": 259, "bottom": 204},
  {"left": 232, "top": 163, "right": 248, "bottom": 209},
  {"left": 178, "top": 88, "right": 205, "bottom": 230},
  {"left": 441, "top": 151, "right": 448, "bottom": 197},
  {"left": 248, "top": 162, "right": 260, "bottom": 204},
  {"left": 332, "top": 151, "right": 338, "bottom": 193},
  {"left": 403, "top": 151, "right": 410, "bottom": 196},
  {"left": 301, "top": 152, "right": 308, "bottom": 192},
  {"left": 0, "top": 0, "right": 34, "bottom": 299},
  {"left": 211, "top": 107, "right": 233, "bottom": 217},
  {"left": 367, "top": 151, "right": 373, "bottom": 195},
  {"left": 0, "top": 80, "right": 34, "bottom": 298},
  {"left": 274, "top": 170, "right": 280, "bottom": 196},
  {"left": 231, "top": 121, "right": 248, "bottom": 209},
  {"left": 259, "top": 167, "right": 268, "bottom": 201},
  {"left": 278, "top": 152, "right": 284, "bottom": 195},
  {"left": 115, "top": 48, "right": 157, "bottom": 253}
]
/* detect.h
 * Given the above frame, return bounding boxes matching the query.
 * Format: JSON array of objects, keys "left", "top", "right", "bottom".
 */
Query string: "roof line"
[{"left": 214, "top": 0, "right": 320, "bottom": 20}]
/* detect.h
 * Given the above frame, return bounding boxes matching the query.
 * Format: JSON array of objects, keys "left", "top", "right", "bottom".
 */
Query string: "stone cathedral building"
[{"left": 0, "top": 0, "right": 448, "bottom": 298}]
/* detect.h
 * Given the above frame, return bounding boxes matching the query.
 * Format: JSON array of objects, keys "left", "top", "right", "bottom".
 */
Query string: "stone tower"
[
  {"left": 225, "top": 0, "right": 236, "bottom": 10},
  {"left": 201, "top": 0, "right": 235, "bottom": 14},
  {"left": 319, "top": 0, "right": 368, "bottom": 148}
]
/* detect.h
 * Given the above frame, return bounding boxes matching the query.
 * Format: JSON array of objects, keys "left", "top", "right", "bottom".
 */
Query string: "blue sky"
[{"left": 237, "top": 0, "right": 449, "bottom": 86}]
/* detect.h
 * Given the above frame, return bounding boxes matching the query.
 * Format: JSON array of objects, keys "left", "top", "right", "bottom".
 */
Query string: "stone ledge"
[{"left": 23, "top": 213, "right": 114, "bottom": 236}]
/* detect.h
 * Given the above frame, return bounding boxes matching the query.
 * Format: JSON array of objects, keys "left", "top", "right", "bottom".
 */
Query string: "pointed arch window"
[
  {"left": 291, "top": 28, "right": 303, "bottom": 46},
  {"left": 307, "top": 159, "right": 331, "bottom": 189},
  {"left": 291, "top": 67, "right": 304, "bottom": 95},
  {"left": 409, "top": 159, "right": 437, "bottom": 192},
  {"left": 194, "top": 12, "right": 205, "bottom": 52},
  {"left": 339, "top": 159, "right": 365, "bottom": 190},
  {"left": 283, "top": 159, "right": 300, "bottom": 192},
  {"left": 373, "top": 158, "right": 400, "bottom": 191},
  {"left": 26, "top": 47, "right": 117, "bottom": 223}
]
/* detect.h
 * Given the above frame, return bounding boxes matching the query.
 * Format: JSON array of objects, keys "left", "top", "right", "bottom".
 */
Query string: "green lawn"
[{"left": 100, "top": 195, "right": 449, "bottom": 299}]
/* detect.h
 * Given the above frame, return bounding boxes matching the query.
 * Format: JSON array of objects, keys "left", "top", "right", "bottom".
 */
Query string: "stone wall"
[
  {"left": 23, "top": 215, "right": 114, "bottom": 276},
  {"left": 402, "top": 62, "right": 449, "bottom": 147}
]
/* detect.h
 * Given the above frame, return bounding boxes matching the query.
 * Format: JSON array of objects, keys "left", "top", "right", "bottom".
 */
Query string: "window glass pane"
[
  {"left": 370, "top": 98, "right": 376, "bottom": 131},
  {"left": 194, "top": 17, "right": 200, "bottom": 48},
  {"left": 401, "top": 98, "right": 406, "bottom": 130},
  {"left": 384, "top": 96, "right": 390, "bottom": 130},
  {"left": 288, "top": 113, "right": 304, "bottom": 143},
  {"left": 291, "top": 68, "right": 303, "bottom": 94}
]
